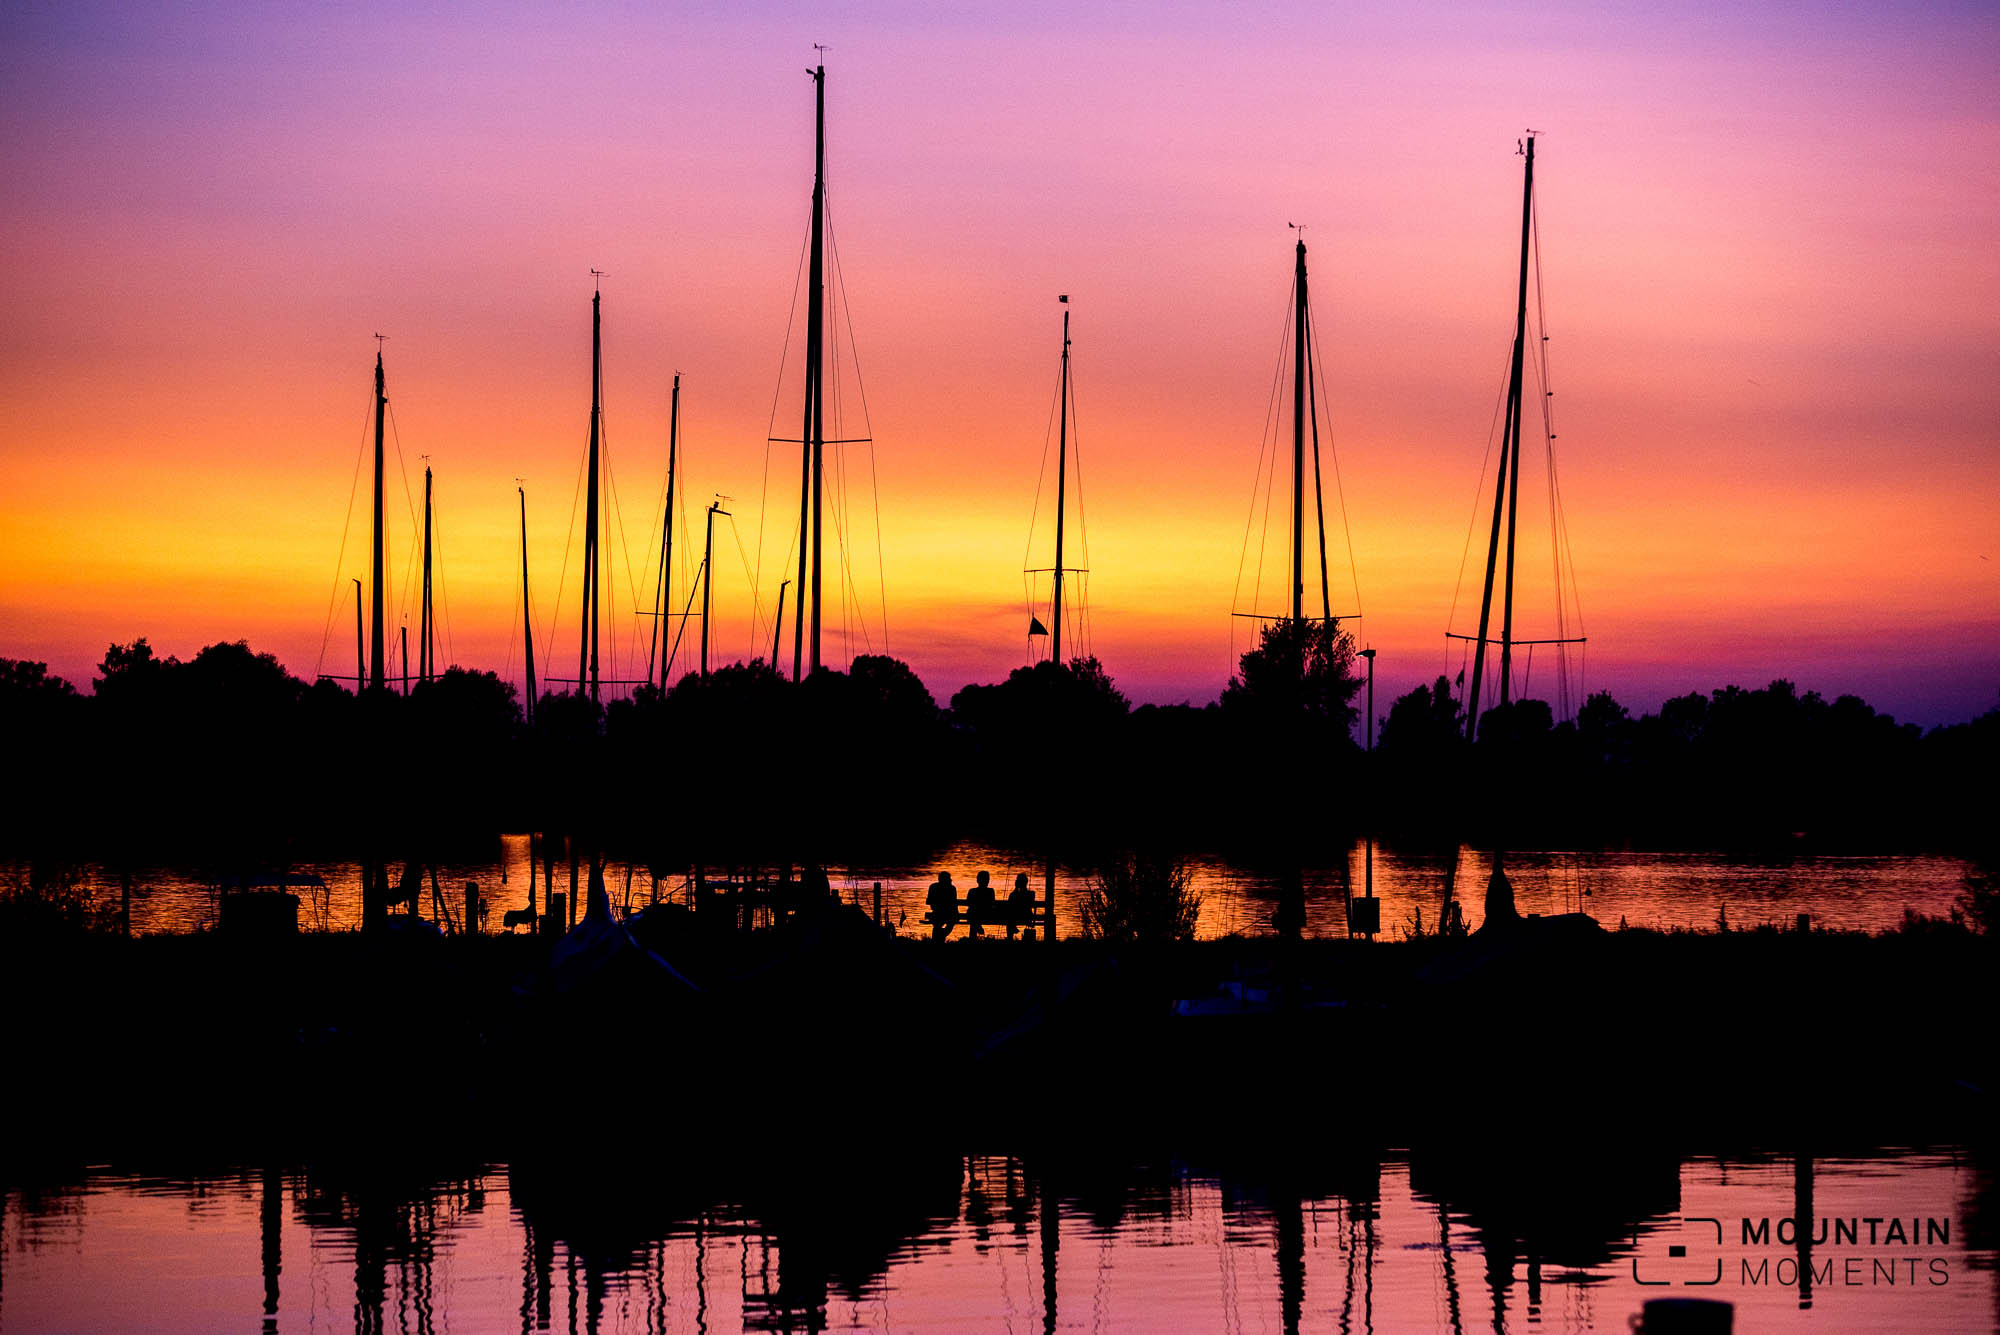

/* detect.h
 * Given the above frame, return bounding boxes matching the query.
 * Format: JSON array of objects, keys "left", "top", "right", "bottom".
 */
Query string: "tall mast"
[
  {"left": 651, "top": 373, "right": 681, "bottom": 691},
  {"left": 1464, "top": 135, "right": 1536, "bottom": 742},
  {"left": 1292, "top": 239, "right": 1307, "bottom": 625},
  {"left": 1497, "top": 135, "right": 1535, "bottom": 710},
  {"left": 1051, "top": 296, "right": 1070, "bottom": 666},
  {"left": 772, "top": 580, "right": 789, "bottom": 666},
  {"left": 370, "top": 347, "right": 386, "bottom": 690},
  {"left": 793, "top": 63, "right": 827, "bottom": 681},
  {"left": 702, "top": 499, "right": 728, "bottom": 676},
  {"left": 519, "top": 485, "right": 536, "bottom": 726},
  {"left": 420, "top": 465, "right": 434, "bottom": 683},
  {"left": 1308, "top": 305, "right": 1332, "bottom": 622},
  {"left": 579, "top": 281, "right": 603, "bottom": 704}
]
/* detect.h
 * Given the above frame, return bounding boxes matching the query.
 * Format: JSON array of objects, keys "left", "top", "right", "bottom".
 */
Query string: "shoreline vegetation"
[{"left": 1, "top": 636, "right": 1993, "bottom": 877}]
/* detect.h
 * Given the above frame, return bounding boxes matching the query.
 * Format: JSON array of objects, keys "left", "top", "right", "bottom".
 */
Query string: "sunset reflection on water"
[{"left": 4, "top": 1149, "right": 1991, "bottom": 1333}]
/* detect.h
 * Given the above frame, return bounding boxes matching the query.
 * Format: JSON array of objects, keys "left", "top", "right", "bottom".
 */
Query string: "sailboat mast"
[
  {"left": 702, "top": 500, "right": 728, "bottom": 676},
  {"left": 420, "top": 465, "right": 433, "bottom": 683},
  {"left": 579, "top": 283, "right": 603, "bottom": 704},
  {"left": 1464, "top": 136, "right": 1535, "bottom": 741},
  {"left": 1292, "top": 240, "right": 1307, "bottom": 625},
  {"left": 1308, "top": 311, "right": 1332, "bottom": 622},
  {"left": 793, "top": 63, "right": 828, "bottom": 680},
  {"left": 1497, "top": 135, "right": 1535, "bottom": 709},
  {"left": 370, "top": 349, "right": 386, "bottom": 690},
  {"left": 519, "top": 486, "right": 536, "bottom": 726},
  {"left": 772, "top": 580, "right": 789, "bottom": 667},
  {"left": 1051, "top": 297, "right": 1070, "bottom": 666},
  {"left": 652, "top": 373, "right": 680, "bottom": 691}
]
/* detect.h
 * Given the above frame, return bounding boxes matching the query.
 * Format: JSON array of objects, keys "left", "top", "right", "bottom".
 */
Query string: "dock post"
[
  {"left": 545, "top": 891, "right": 565, "bottom": 937},
  {"left": 464, "top": 882, "right": 480, "bottom": 935},
  {"left": 874, "top": 881, "right": 883, "bottom": 926}
]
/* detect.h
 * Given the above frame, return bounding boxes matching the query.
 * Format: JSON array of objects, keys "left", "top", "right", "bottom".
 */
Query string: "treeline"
[{"left": 1, "top": 626, "right": 1993, "bottom": 874}]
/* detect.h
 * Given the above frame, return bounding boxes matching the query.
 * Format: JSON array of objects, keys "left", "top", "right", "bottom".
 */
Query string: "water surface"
[
  {"left": 16, "top": 840, "right": 1972, "bottom": 937},
  {"left": 5, "top": 1147, "right": 1991, "bottom": 1332}
]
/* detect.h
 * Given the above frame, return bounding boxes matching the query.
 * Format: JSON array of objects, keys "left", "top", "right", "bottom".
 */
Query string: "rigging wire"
[
  {"left": 543, "top": 417, "right": 590, "bottom": 692},
  {"left": 1230, "top": 285, "right": 1297, "bottom": 668},
  {"left": 1306, "top": 299, "right": 1365, "bottom": 629},
  {"left": 1022, "top": 345, "right": 1064, "bottom": 658},
  {"left": 313, "top": 393, "right": 376, "bottom": 680},
  {"left": 386, "top": 402, "right": 422, "bottom": 673},
  {"left": 430, "top": 469, "right": 455, "bottom": 668},
  {"left": 1065, "top": 348, "right": 1091, "bottom": 658},
  {"left": 1531, "top": 193, "right": 1586, "bottom": 720},
  {"left": 750, "top": 226, "right": 810, "bottom": 668},
  {"left": 824, "top": 197, "right": 888, "bottom": 658},
  {"left": 601, "top": 395, "right": 648, "bottom": 694},
  {"left": 1443, "top": 351, "right": 1515, "bottom": 692}
]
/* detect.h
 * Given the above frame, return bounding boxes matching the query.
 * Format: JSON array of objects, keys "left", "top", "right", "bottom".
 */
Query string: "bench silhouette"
[{"left": 922, "top": 893, "right": 1053, "bottom": 939}]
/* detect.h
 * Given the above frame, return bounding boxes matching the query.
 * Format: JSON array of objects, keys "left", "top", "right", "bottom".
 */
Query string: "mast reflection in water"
[{"left": 4, "top": 1147, "right": 1993, "bottom": 1333}]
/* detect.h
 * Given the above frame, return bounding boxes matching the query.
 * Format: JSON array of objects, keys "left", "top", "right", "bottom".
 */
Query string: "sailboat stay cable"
[
  {"left": 428, "top": 471, "right": 455, "bottom": 668},
  {"left": 661, "top": 554, "right": 705, "bottom": 687},
  {"left": 541, "top": 425, "right": 590, "bottom": 693},
  {"left": 599, "top": 408, "right": 651, "bottom": 694},
  {"left": 505, "top": 547, "right": 521, "bottom": 683},
  {"left": 1230, "top": 287, "right": 1297, "bottom": 667},
  {"left": 1307, "top": 301, "right": 1366, "bottom": 629},
  {"left": 313, "top": 395, "right": 378, "bottom": 681},
  {"left": 750, "top": 227, "right": 812, "bottom": 668},
  {"left": 386, "top": 401, "right": 424, "bottom": 663},
  {"left": 1308, "top": 309, "right": 1332, "bottom": 623},
  {"left": 641, "top": 385, "right": 676, "bottom": 682},
  {"left": 1021, "top": 346, "right": 1064, "bottom": 653},
  {"left": 822, "top": 196, "right": 888, "bottom": 658},
  {"left": 1530, "top": 195, "right": 1587, "bottom": 718},
  {"left": 1442, "top": 349, "right": 1514, "bottom": 685},
  {"left": 1064, "top": 349, "right": 1091, "bottom": 657}
]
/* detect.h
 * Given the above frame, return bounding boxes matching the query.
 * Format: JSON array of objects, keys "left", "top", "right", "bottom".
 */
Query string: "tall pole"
[
  {"left": 1307, "top": 310, "right": 1331, "bottom": 623},
  {"left": 772, "top": 580, "right": 789, "bottom": 667},
  {"left": 370, "top": 348, "right": 386, "bottom": 690},
  {"left": 579, "top": 282, "right": 603, "bottom": 704},
  {"left": 420, "top": 465, "right": 433, "bottom": 683},
  {"left": 702, "top": 500, "right": 728, "bottom": 676},
  {"left": 797, "top": 64, "right": 827, "bottom": 679},
  {"left": 519, "top": 486, "right": 536, "bottom": 726},
  {"left": 1362, "top": 647, "right": 1376, "bottom": 936},
  {"left": 1466, "top": 135, "right": 1536, "bottom": 744},
  {"left": 651, "top": 373, "right": 680, "bottom": 691},
  {"left": 1051, "top": 295, "right": 1070, "bottom": 667},
  {"left": 1292, "top": 239, "right": 1307, "bottom": 626},
  {"left": 353, "top": 579, "right": 364, "bottom": 688},
  {"left": 1497, "top": 136, "right": 1535, "bottom": 711}
]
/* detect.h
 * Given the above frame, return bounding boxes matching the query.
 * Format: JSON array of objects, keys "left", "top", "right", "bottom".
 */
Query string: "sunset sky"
[{"left": 2, "top": 1, "right": 1995, "bottom": 726}]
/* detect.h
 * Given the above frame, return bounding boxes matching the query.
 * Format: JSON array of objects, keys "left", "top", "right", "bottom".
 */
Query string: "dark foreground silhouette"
[{"left": 2, "top": 642, "right": 1994, "bottom": 879}]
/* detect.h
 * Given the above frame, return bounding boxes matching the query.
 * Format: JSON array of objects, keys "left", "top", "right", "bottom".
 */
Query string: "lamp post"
[{"left": 1359, "top": 647, "right": 1377, "bottom": 940}]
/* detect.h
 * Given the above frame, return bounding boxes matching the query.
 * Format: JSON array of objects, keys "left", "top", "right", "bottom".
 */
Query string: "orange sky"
[{"left": 2, "top": 2, "right": 1996, "bottom": 725}]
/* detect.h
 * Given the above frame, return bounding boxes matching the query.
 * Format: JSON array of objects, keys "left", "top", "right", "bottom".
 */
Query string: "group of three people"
[{"left": 925, "top": 869, "right": 1040, "bottom": 939}]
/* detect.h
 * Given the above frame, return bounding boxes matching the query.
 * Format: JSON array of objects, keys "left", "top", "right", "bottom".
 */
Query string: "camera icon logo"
[{"left": 1633, "top": 1217, "right": 1723, "bottom": 1286}]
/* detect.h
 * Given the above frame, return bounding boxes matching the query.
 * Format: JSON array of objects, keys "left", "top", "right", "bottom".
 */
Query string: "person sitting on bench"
[
  {"left": 926, "top": 870, "right": 959, "bottom": 939},
  {"left": 1007, "top": 872, "right": 1036, "bottom": 940},
  {"left": 966, "top": 870, "right": 997, "bottom": 937}
]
